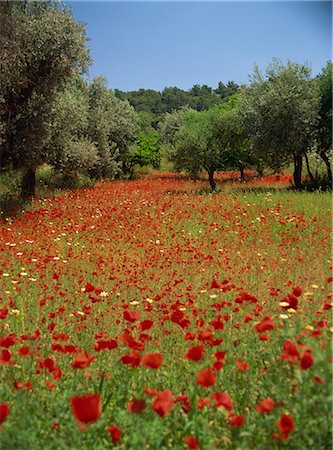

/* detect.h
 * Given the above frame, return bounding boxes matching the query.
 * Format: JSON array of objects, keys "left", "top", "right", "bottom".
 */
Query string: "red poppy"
[
  {"left": 243, "top": 313, "right": 253, "bottom": 323},
  {"left": 211, "top": 391, "right": 233, "bottom": 410},
  {"left": 120, "top": 351, "right": 141, "bottom": 367},
  {"left": 0, "top": 334, "right": 17, "bottom": 348},
  {"left": 197, "top": 327, "right": 214, "bottom": 344},
  {"left": 174, "top": 395, "right": 191, "bottom": 414},
  {"left": 123, "top": 310, "right": 141, "bottom": 323},
  {"left": 17, "top": 346, "right": 32, "bottom": 357},
  {"left": 211, "top": 279, "right": 222, "bottom": 289},
  {"left": 121, "top": 332, "right": 145, "bottom": 351},
  {"left": 279, "top": 340, "right": 300, "bottom": 364},
  {"left": 184, "top": 345, "right": 205, "bottom": 361},
  {"left": 70, "top": 394, "right": 101, "bottom": 427},
  {"left": 312, "top": 375, "right": 324, "bottom": 384},
  {"left": 72, "top": 352, "right": 95, "bottom": 369},
  {"left": 0, "top": 349, "right": 12, "bottom": 364},
  {"left": 94, "top": 339, "right": 117, "bottom": 352},
  {"left": 300, "top": 350, "right": 314, "bottom": 370},
  {"left": 84, "top": 282, "right": 95, "bottom": 293},
  {"left": 255, "top": 397, "right": 275, "bottom": 413},
  {"left": 229, "top": 414, "right": 244, "bottom": 427},
  {"left": 152, "top": 389, "right": 173, "bottom": 417},
  {"left": 210, "top": 318, "right": 224, "bottom": 331},
  {"left": 292, "top": 286, "right": 302, "bottom": 297},
  {"left": 141, "top": 352, "right": 163, "bottom": 369},
  {"left": 196, "top": 368, "right": 217, "bottom": 388},
  {"left": 235, "top": 359, "right": 249, "bottom": 371},
  {"left": 0, "top": 403, "right": 9, "bottom": 426},
  {"left": 127, "top": 399, "right": 147, "bottom": 414},
  {"left": 276, "top": 414, "right": 295, "bottom": 439},
  {"left": 144, "top": 387, "right": 157, "bottom": 396},
  {"left": 107, "top": 424, "right": 122, "bottom": 443},
  {"left": 13, "top": 380, "right": 33, "bottom": 390},
  {"left": 183, "top": 436, "right": 200, "bottom": 449},
  {"left": 285, "top": 294, "right": 298, "bottom": 310},
  {"left": 139, "top": 320, "right": 154, "bottom": 331},
  {"left": 197, "top": 397, "right": 211, "bottom": 409},
  {"left": 254, "top": 316, "right": 275, "bottom": 333}
]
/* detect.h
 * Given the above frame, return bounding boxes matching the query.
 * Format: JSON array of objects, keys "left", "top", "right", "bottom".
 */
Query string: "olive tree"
[
  {"left": 316, "top": 61, "right": 332, "bottom": 182},
  {"left": 47, "top": 76, "right": 100, "bottom": 180},
  {"left": 87, "top": 77, "right": 139, "bottom": 178},
  {"left": 167, "top": 98, "right": 248, "bottom": 189},
  {"left": 239, "top": 59, "right": 320, "bottom": 189},
  {"left": 0, "top": 0, "right": 90, "bottom": 198}
]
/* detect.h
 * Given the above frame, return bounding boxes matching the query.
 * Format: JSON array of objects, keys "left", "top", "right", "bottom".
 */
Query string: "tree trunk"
[
  {"left": 122, "top": 161, "right": 129, "bottom": 176},
  {"left": 293, "top": 153, "right": 303, "bottom": 190},
  {"left": 238, "top": 160, "right": 245, "bottom": 181},
  {"left": 207, "top": 168, "right": 216, "bottom": 191},
  {"left": 303, "top": 152, "right": 315, "bottom": 183},
  {"left": 320, "top": 150, "right": 332, "bottom": 182},
  {"left": 21, "top": 167, "right": 36, "bottom": 200}
]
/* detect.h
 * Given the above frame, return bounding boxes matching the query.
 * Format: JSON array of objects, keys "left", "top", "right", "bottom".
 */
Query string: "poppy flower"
[
  {"left": 94, "top": 339, "right": 117, "bottom": 352},
  {"left": 292, "top": 286, "right": 302, "bottom": 297},
  {"left": 254, "top": 316, "right": 275, "bottom": 333},
  {"left": 141, "top": 352, "right": 163, "bottom": 369},
  {"left": 84, "top": 282, "right": 95, "bottom": 293},
  {"left": 184, "top": 345, "right": 205, "bottom": 362},
  {"left": 300, "top": 350, "right": 314, "bottom": 370},
  {"left": 0, "top": 334, "right": 17, "bottom": 348},
  {"left": 72, "top": 352, "right": 95, "bottom": 369},
  {"left": 107, "top": 424, "right": 122, "bottom": 443},
  {"left": 312, "top": 375, "right": 324, "bottom": 384},
  {"left": 197, "top": 397, "right": 210, "bottom": 409},
  {"left": 0, "top": 403, "right": 10, "bottom": 426},
  {"left": 174, "top": 395, "right": 191, "bottom": 414},
  {"left": 144, "top": 387, "right": 157, "bottom": 396},
  {"left": 211, "top": 391, "right": 233, "bottom": 410},
  {"left": 152, "top": 389, "right": 173, "bottom": 417},
  {"left": 279, "top": 340, "right": 300, "bottom": 364},
  {"left": 70, "top": 394, "right": 101, "bottom": 428},
  {"left": 255, "top": 398, "right": 275, "bottom": 413},
  {"left": 123, "top": 310, "right": 141, "bottom": 323},
  {"left": 121, "top": 351, "right": 141, "bottom": 367},
  {"left": 211, "top": 279, "right": 222, "bottom": 289},
  {"left": 235, "top": 359, "right": 249, "bottom": 371},
  {"left": 139, "top": 320, "right": 154, "bottom": 331},
  {"left": 276, "top": 414, "right": 295, "bottom": 439},
  {"left": 196, "top": 368, "right": 217, "bottom": 388},
  {"left": 183, "top": 436, "right": 200, "bottom": 449},
  {"left": 229, "top": 414, "right": 244, "bottom": 427},
  {"left": 0, "top": 349, "right": 12, "bottom": 364},
  {"left": 127, "top": 399, "right": 146, "bottom": 414}
]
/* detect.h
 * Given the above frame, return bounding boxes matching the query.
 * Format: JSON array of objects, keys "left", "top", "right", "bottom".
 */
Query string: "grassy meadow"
[{"left": 0, "top": 172, "right": 332, "bottom": 449}]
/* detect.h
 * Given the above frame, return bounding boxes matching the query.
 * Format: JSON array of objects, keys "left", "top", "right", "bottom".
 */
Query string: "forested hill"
[{"left": 114, "top": 81, "right": 239, "bottom": 115}]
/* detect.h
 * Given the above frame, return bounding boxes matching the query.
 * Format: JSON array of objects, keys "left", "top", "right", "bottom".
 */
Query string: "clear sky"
[{"left": 67, "top": 1, "right": 332, "bottom": 92}]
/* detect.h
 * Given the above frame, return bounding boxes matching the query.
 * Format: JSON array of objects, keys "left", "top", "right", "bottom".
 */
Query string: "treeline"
[
  {"left": 114, "top": 81, "right": 239, "bottom": 116},
  {"left": 0, "top": 1, "right": 331, "bottom": 200}
]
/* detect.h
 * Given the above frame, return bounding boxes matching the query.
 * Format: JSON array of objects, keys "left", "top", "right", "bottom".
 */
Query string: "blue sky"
[{"left": 68, "top": 1, "right": 332, "bottom": 91}]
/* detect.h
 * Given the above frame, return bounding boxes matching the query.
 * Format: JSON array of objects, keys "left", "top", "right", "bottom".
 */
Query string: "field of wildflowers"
[{"left": 0, "top": 172, "right": 332, "bottom": 449}]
